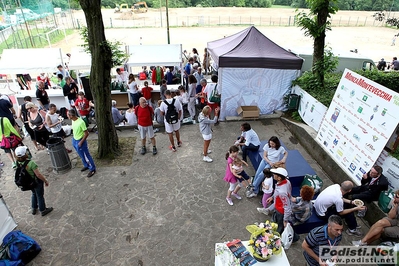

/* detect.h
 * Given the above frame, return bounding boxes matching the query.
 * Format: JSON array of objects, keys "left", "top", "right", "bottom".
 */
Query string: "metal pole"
[
  {"left": 159, "top": 0, "right": 162, "bottom": 27},
  {"left": 16, "top": 0, "right": 34, "bottom": 47},
  {"left": 166, "top": 0, "right": 170, "bottom": 44}
]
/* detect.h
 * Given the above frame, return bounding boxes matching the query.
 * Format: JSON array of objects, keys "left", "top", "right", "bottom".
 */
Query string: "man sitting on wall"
[
  {"left": 345, "top": 165, "right": 388, "bottom": 203},
  {"left": 111, "top": 100, "right": 126, "bottom": 125}
]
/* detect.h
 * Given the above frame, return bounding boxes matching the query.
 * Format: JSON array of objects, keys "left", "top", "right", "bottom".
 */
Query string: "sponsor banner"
[
  {"left": 316, "top": 69, "right": 399, "bottom": 185},
  {"left": 319, "top": 245, "right": 398, "bottom": 265},
  {"left": 295, "top": 86, "right": 328, "bottom": 132},
  {"left": 377, "top": 150, "right": 399, "bottom": 190}
]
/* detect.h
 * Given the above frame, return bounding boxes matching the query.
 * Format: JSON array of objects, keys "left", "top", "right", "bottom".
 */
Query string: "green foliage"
[{"left": 80, "top": 26, "right": 128, "bottom": 67}]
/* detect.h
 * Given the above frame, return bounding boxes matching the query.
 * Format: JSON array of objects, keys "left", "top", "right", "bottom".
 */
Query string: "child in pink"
[{"left": 224, "top": 145, "right": 242, "bottom": 206}]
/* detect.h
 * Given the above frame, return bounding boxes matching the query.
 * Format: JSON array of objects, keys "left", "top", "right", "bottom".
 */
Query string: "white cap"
[
  {"left": 270, "top": 167, "right": 288, "bottom": 178},
  {"left": 15, "top": 146, "right": 27, "bottom": 157}
]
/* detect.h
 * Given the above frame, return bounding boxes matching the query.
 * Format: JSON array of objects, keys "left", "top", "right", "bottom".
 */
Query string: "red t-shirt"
[
  {"left": 135, "top": 105, "right": 153, "bottom": 127},
  {"left": 141, "top": 86, "right": 153, "bottom": 100},
  {"left": 75, "top": 98, "right": 90, "bottom": 116}
]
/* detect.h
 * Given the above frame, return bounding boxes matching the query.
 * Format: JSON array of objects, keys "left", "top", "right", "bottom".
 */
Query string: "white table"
[{"left": 215, "top": 241, "right": 290, "bottom": 266}]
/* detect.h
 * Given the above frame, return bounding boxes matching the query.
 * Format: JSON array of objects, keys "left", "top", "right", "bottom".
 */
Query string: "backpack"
[
  {"left": 301, "top": 174, "right": 323, "bottom": 194},
  {"left": 15, "top": 161, "right": 37, "bottom": 191},
  {"left": 1, "top": 230, "right": 41, "bottom": 265},
  {"left": 164, "top": 99, "right": 179, "bottom": 124}
]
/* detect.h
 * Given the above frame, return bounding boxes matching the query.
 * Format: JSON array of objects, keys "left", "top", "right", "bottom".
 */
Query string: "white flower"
[{"left": 260, "top": 242, "right": 266, "bottom": 247}]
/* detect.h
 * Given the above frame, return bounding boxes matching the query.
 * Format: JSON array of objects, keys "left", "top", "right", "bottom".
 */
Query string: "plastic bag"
[{"left": 281, "top": 223, "right": 294, "bottom": 249}]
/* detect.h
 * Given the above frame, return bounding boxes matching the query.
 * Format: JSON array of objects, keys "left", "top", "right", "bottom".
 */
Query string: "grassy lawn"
[
  {"left": 271, "top": 5, "right": 295, "bottom": 9},
  {"left": 0, "top": 27, "right": 75, "bottom": 54}
]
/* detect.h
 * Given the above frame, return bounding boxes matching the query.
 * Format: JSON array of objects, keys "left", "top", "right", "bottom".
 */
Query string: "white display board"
[
  {"left": 377, "top": 150, "right": 399, "bottom": 190},
  {"left": 0, "top": 196, "right": 17, "bottom": 241},
  {"left": 316, "top": 69, "right": 399, "bottom": 185},
  {"left": 294, "top": 86, "right": 328, "bottom": 132}
]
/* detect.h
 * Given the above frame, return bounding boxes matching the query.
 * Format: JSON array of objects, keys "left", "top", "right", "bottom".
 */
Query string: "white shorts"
[
  {"left": 138, "top": 125, "right": 154, "bottom": 139},
  {"left": 202, "top": 133, "right": 212, "bottom": 141},
  {"left": 164, "top": 121, "right": 181, "bottom": 133}
]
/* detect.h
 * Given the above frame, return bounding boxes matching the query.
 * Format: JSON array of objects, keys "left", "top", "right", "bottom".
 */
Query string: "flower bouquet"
[{"left": 245, "top": 220, "right": 283, "bottom": 262}]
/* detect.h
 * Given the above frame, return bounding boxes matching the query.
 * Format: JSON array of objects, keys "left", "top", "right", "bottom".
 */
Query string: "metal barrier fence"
[{"left": 72, "top": 12, "right": 398, "bottom": 29}]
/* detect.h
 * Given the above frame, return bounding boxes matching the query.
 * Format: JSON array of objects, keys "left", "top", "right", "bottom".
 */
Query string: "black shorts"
[
  {"left": 52, "top": 129, "right": 66, "bottom": 138},
  {"left": 23, "top": 74, "right": 32, "bottom": 81}
]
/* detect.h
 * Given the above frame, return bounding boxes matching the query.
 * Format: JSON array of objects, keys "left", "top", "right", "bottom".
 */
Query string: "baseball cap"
[
  {"left": 15, "top": 146, "right": 27, "bottom": 157},
  {"left": 270, "top": 167, "right": 288, "bottom": 178}
]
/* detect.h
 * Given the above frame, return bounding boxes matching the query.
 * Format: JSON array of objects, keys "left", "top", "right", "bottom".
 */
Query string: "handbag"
[
  {"left": 0, "top": 118, "right": 22, "bottom": 149},
  {"left": 209, "top": 84, "right": 221, "bottom": 103}
]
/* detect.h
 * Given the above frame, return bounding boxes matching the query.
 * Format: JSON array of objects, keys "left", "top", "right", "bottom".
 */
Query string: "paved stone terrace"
[{"left": 0, "top": 119, "right": 369, "bottom": 265}]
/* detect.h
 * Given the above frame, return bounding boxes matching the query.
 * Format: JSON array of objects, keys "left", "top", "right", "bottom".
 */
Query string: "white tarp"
[
  {"left": 126, "top": 44, "right": 182, "bottom": 67},
  {"left": 68, "top": 47, "right": 92, "bottom": 70},
  {"left": 316, "top": 69, "right": 399, "bottom": 185},
  {"left": 0, "top": 195, "right": 17, "bottom": 241},
  {"left": 220, "top": 68, "right": 300, "bottom": 120},
  {"left": 0, "top": 48, "right": 64, "bottom": 74}
]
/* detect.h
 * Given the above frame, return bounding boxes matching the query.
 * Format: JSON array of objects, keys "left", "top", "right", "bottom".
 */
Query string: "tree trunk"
[
  {"left": 312, "top": 0, "right": 330, "bottom": 89},
  {"left": 78, "top": 0, "right": 119, "bottom": 158}
]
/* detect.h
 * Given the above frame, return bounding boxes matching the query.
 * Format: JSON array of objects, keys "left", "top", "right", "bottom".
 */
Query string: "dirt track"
[{"left": 56, "top": 8, "right": 399, "bottom": 63}]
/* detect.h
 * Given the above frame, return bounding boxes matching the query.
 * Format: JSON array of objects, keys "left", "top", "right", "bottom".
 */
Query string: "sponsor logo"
[
  {"left": 372, "top": 135, "right": 379, "bottom": 142},
  {"left": 342, "top": 125, "right": 349, "bottom": 131},
  {"left": 323, "top": 141, "right": 328, "bottom": 147},
  {"left": 358, "top": 125, "right": 368, "bottom": 134},
  {"left": 362, "top": 95, "right": 368, "bottom": 101},
  {"left": 363, "top": 161, "right": 370, "bottom": 167},
  {"left": 349, "top": 163, "right": 357, "bottom": 172},
  {"left": 353, "top": 134, "right": 360, "bottom": 141},
  {"left": 357, "top": 106, "right": 363, "bottom": 113},
  {"left": 333, "top": 139, "right": 338, "bottom": 145},
  {"left": 359, "top": 167, "right": 366, "bottom": 174},
  {"left": 365, "top": 143, "right": 376, "bottom": 153},
  {"left": 350, "top": 90, "right": 355, "bottom": 97},
  {"left": 337, "top": 150, "right": 343, "bottom": 157}
]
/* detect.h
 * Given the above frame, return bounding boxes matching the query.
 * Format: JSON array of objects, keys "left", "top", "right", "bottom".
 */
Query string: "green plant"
[{"left": 80, "top": 26, "right": 128, "bottom": 67}]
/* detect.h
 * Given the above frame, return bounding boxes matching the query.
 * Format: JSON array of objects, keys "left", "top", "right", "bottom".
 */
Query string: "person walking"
[
  {"left": 17, "top": 96, "right": 40, "bottom": 151},
  {"left": 135, "top": 97, "right": 157, "bottom": 155},
  {"left": 0, "top": 117, "right": 22, "bottom": 169},
  {"left": 15, "top": 146, "right": 53, "bottom": 216},
  {"left": 198, "top": 105, "right": 219, "bottom": 162},
  {"left": 160, "top": 90, "right": 183, "bottom": 152},
  {"left": 67, "top": 109, "right": 96, "bottom": 178}
]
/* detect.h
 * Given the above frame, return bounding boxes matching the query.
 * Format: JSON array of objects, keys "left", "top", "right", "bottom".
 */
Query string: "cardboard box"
[{"left": 237, "top": 106, "right": 260, "bottom": 118}]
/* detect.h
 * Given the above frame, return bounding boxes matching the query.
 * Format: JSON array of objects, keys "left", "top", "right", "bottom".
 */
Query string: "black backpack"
[
  {"left": 164, "top": 99, "right": 179, "bottom": 124},
  {"left": 15, "top": 161, "right": 37, "bottom": 191}
]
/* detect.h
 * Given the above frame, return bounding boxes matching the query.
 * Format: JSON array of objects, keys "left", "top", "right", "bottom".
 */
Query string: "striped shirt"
[
  {"left": 303, "top": 225, "right": 342, "bottom": 266},
  {"left": 292, "top": 198, "right": 312, "bottom": 225}
]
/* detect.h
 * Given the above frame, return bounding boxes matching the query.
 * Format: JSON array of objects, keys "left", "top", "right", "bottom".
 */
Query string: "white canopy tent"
[
  {"left": 0, "top": 48, "right": 64, "bottom": 74},
  {"left": 67, "top": 47, "right": 92, "bottom": 71},
  {"left": 126, "top": 44, "right": 182, "bottom": 67}
]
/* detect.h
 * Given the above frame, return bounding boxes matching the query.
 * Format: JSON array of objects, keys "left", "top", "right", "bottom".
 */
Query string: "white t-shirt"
[
  {"left": 128, "top": 81, "right": 138, "bottom": 94},
  {"left": 244, "top": 129, "right": 261, "bottom": 146},
  {"left": 262, "top": 177, "right": 273, "bottom": 194},
  {"left": 125, "top": 110, "right": 137, "bottom": 126},
  {"left": 232, "top": 165, "right": 243, "bottom": 174},
  {"left": 314, "top": 184, "right": 343, "bottom": 216},
  {"left": 204, "top": 83, "right": 219, "bottom": 104},
  {"left": 46, "top": 112, "right": 62, "bottom": 133},
  {"left": 116, "top": 72, "right": 128, "bottom": 83},
  {"left": 263, "top": 144, "right": 286, "bottom": 163},
  {"left": 159, "top": 98, "right": 183, "bottom": 124}
]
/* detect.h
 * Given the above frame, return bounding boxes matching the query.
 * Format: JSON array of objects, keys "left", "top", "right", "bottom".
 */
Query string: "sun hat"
[
  {"left": 270, "top": 167, "right": 288, "bottom": 178},
  {"left": 25, "top": 102, "right": 37, "bottom": 109},
  {"left": 15, "top": 146, "right": 27, "bottom": 157}
]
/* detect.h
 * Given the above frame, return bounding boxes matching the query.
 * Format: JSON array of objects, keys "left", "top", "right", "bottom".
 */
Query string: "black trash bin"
[
  {"left": 47, "top": 137, "right": 72, "bottom": 174},
  {"left": 287, "top": 94, "right": 301, "bottom": 110}
]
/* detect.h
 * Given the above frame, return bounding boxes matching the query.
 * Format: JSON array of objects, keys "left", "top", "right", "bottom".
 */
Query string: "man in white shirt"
[
  {"left": 116, "top": 68, "right": 128, "bottom": 83},
  {"left": 314, "top": 181, "right": 365, "bottom": 236},
  {"left": 160, "top": 90, "right": 183, "bottom": 152}
]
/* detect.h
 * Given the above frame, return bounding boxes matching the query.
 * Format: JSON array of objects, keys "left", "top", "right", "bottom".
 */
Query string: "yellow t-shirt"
[{"left": 71, "top": 118, "right": 86, "bottom": 140}]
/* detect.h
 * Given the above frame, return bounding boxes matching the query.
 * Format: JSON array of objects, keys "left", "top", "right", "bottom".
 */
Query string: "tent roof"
[
  {"left": 126, "top": 44, "right": 182, "bottom": 67},
  {"left": 0, "top": 48, "right": 64, "bottom": 74},
  {"left": 207, "top": 26, "right": 303, "bottom": 69},
  {"left": 68, "top": 47, "right": 92, "bottom": 70}
]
